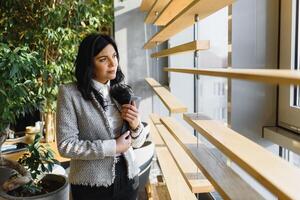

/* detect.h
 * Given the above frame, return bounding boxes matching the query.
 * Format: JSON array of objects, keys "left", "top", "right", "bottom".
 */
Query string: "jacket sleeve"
[
  {"left": 130, "top": 121, "right": 148, "bottom": 148},
  {"left": 56, "top": 85, "right": 116, "bottom": 160}
]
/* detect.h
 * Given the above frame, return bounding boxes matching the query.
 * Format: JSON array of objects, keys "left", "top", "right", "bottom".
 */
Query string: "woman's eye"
[{"left": 99, "top": 58, "right": 107, "bottom": 62}]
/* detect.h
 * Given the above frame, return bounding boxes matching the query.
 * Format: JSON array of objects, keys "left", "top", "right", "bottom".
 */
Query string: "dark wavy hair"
[{"left": 75, "top": 33, "right": 125, "bottom": 107}]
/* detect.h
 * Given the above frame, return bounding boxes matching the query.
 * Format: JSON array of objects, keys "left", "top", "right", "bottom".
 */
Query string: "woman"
[{"left": 56, "top": 33, "right": 147, "bottom": 200}]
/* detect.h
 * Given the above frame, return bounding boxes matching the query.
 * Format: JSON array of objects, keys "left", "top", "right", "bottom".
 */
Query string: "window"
[
  {"left": 278, "top": 0, "right": 300, "bottom": 132},
  {"left": 293, "top": 0, "right": 300, "bottom": 107}
]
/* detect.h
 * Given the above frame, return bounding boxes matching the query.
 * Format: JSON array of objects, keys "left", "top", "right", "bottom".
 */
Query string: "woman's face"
[{"left": 93, "top": 44, "right": 118, "bottom": 84}]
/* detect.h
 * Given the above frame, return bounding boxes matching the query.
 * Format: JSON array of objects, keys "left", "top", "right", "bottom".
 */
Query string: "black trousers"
[{"left": 71, "top": 156, "right": 139, "bottom": 200}]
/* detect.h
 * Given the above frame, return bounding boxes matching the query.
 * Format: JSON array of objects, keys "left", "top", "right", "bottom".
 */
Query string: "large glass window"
[
  {"left": 293, "top": 0, "right": 300, "bottom": 107},
  {"left": 278, "top": 0, "right": 300, "bottom": 132}
]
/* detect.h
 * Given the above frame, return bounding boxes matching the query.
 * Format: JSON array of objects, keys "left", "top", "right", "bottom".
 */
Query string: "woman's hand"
[
  {"left": 116, "top": 131, "right": 132, "bottom": 153},
  {"left": 121, "top": 101, "right": 139, "bottom": 130}
]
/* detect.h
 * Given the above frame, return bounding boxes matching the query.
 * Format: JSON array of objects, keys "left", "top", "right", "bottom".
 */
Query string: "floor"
[{"left": 138, "top": 156, "right": 162, "bottom": 200}]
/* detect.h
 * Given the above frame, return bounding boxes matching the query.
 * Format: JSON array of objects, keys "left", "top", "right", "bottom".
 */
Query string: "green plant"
[
  {"left": 0, "top": 43, "right": 44, "bottom": 131},
  {"left": 19, "top": 133, "right": 59, "bottom": 180},
  {"left": 0, "top": 0, "right": 114, "bottom": 120},
  {"left": 13, "top": 133, "right": 59, "bottom": 196}
]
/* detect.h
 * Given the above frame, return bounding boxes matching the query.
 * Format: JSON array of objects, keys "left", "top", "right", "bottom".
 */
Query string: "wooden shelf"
[
  {"left": 160, "top": 117, "right": 264, "bottom": 200},
  {"left": 154, "top": 0, "right": 194, "bottom": 26},
  {"left": 164, "top": 68, "right": 300, "bottom": 85},
  {"left": 145, "top": 77, "right": 161, "bottom": 87},
  {"left": 149, "top": 113, "right": 162, "bottom": 125},
  {"left": 145, "top": 78, "right": 187, "bottom": 113},
  {"left": 145, "top": 0, "right": 171, "bottom": 24},
  {"left": 144, "top": 0, "right": 234, "bottom": 49},
  {"left": 153, "top": 87, "right": 187, "bottom": 113},
  {"left": 2, "top": 142, "right": 70, "bottom": 163},
  {"left": 146, "top": 182, "right": 171, "bottom": 200},
  {"left": 140, "top": 0, "right": 156, "bottom": 12},
  {"left": 156, "top": 124, "right": 214, "bottom": 193},
  {"left": 150, "top": 115, "right": 213, "bottom": 194},
  {"left": 155, "top": 147, "right": 198, "bottom": 200},
  {"left": 149, "top": 117, "right": 197, "bottom": 199},
  {"left": 183, "top": 113, "right": 300, "bottom": 200},
  {"left": 151, "top": 40, "right": 210, "bottom": 58},
  {"left": 263, "top": 127, "right": 300, "bottom": 155},
  {"left": 148, "top": 117, "right": 165, "bottom": 147}
]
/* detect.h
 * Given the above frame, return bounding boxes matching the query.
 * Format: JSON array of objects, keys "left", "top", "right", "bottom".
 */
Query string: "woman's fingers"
[
  {"left": 122, "top": 111, "right": 138, "bottom": 121},
  {"left": 121, "top": 105, "right": 138, "bottom": 122},
  {"left": 122, "top": 104, "right": 138, "bottom": 112},
  {"left": 116, "top": 131, "right": 132, "bottom": 153},
  {"left": 122, "top": 113, "right": 135, "bottom": 122},
  {"left": 122, "top": 131, "right": 130, "bottom": 138},
  {"left": 122, "top": 109, "right": 138, "bottom": 118},
  {"left": 121, "top": 111, "right": 139, "bottom": 128},
  {"left": 123, "top": 116, "right": 135, "bottom": 123},
  {"left": 121, "top": 103, "right": 140, "bottom": 129}
]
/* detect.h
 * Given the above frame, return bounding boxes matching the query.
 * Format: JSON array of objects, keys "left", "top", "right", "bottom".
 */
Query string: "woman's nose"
[{"left": 108, "top": 57, "right": 117, "bottom": 67}]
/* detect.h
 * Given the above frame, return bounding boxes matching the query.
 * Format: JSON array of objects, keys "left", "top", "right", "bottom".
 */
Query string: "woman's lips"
[{"left": 108, "top": 70, "right": 116, "bottom": 74}]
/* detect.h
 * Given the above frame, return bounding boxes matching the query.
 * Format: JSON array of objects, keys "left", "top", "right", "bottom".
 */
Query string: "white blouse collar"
[{"left": 92, "top": 80, "right": 110, "bottom": 98}]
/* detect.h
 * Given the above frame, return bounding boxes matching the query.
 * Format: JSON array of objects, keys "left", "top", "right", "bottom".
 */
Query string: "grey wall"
[
  {"left": 114, "top": 0, "right": 168, "bottom": 121},
  {"left": 231, "top": 1, "right": 279, "bottom": 198},
  {"left": 232, "top": 0, "right": 279, "bottom": 146}
]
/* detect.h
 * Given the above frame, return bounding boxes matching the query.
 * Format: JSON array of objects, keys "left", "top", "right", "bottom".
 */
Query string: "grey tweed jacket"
[{"left": 56, "top": 83, "right": 147, "bottom": 187}]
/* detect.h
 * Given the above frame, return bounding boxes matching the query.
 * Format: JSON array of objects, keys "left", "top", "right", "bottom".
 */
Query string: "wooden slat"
[
  {"left": 149, "top": 117, "right": 165, "bottom": 147},
  {"left": 149, "top": 113, "right": 162, "bottom": 125},
  {"left": 156, "top": 124, "right": 214, "bottom": 193},
  {"left": 164, "top": 68, "right": 300, "bottom": 85},
  {"left": 144, "top": 0, "right": 234, "bottom": 49},
  {"left": 150, "top": 115, "right": 213, "bottom": 194},
  {"left": 156, "top": 147, "right": 198, "bottom": 200},
  {"left": 149, "top": 116, "right": 197, "bottom": 199},
  {"left": 2, "top": 142, "right": 70, "bottom": 163},
  {"left": 151, "top": 40, "right": 210, "bottom": 58},
  {"left": 188, "top": 144, "right": 265, "bottom": 200},
  {"left": 153, "top": 87, "right": 187, "bottom": 113},
  {"left": 161, "top": 117, "right": 265, "bottom": 200},
  {"left": 140, "top": 0, "right": 156, "bottom": 12},
  {"left": 183, "top": 113, "right": 300, "bottom": 200},
  {"left": 145, "top": 0, "right": 171, "bottom": 24},
  {"left": 145, "top": 78, "right": 187, "bottom": 113},
  {"left": 145, "top": 77, "right": 161, "bottom": 87},
  {"left": 147, "top": 183, "right": 171, "bottom": 200},
  {"left": 4, "top": 136, "right": 28, "bottom": 145},
  {"left": 154, "top": 0, "right": 194, "bottom": 26}
]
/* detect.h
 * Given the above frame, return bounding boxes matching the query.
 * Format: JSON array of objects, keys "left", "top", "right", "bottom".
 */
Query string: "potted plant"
[{"left": 0, "top": 132, "right": 69, "bottom": 199}]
